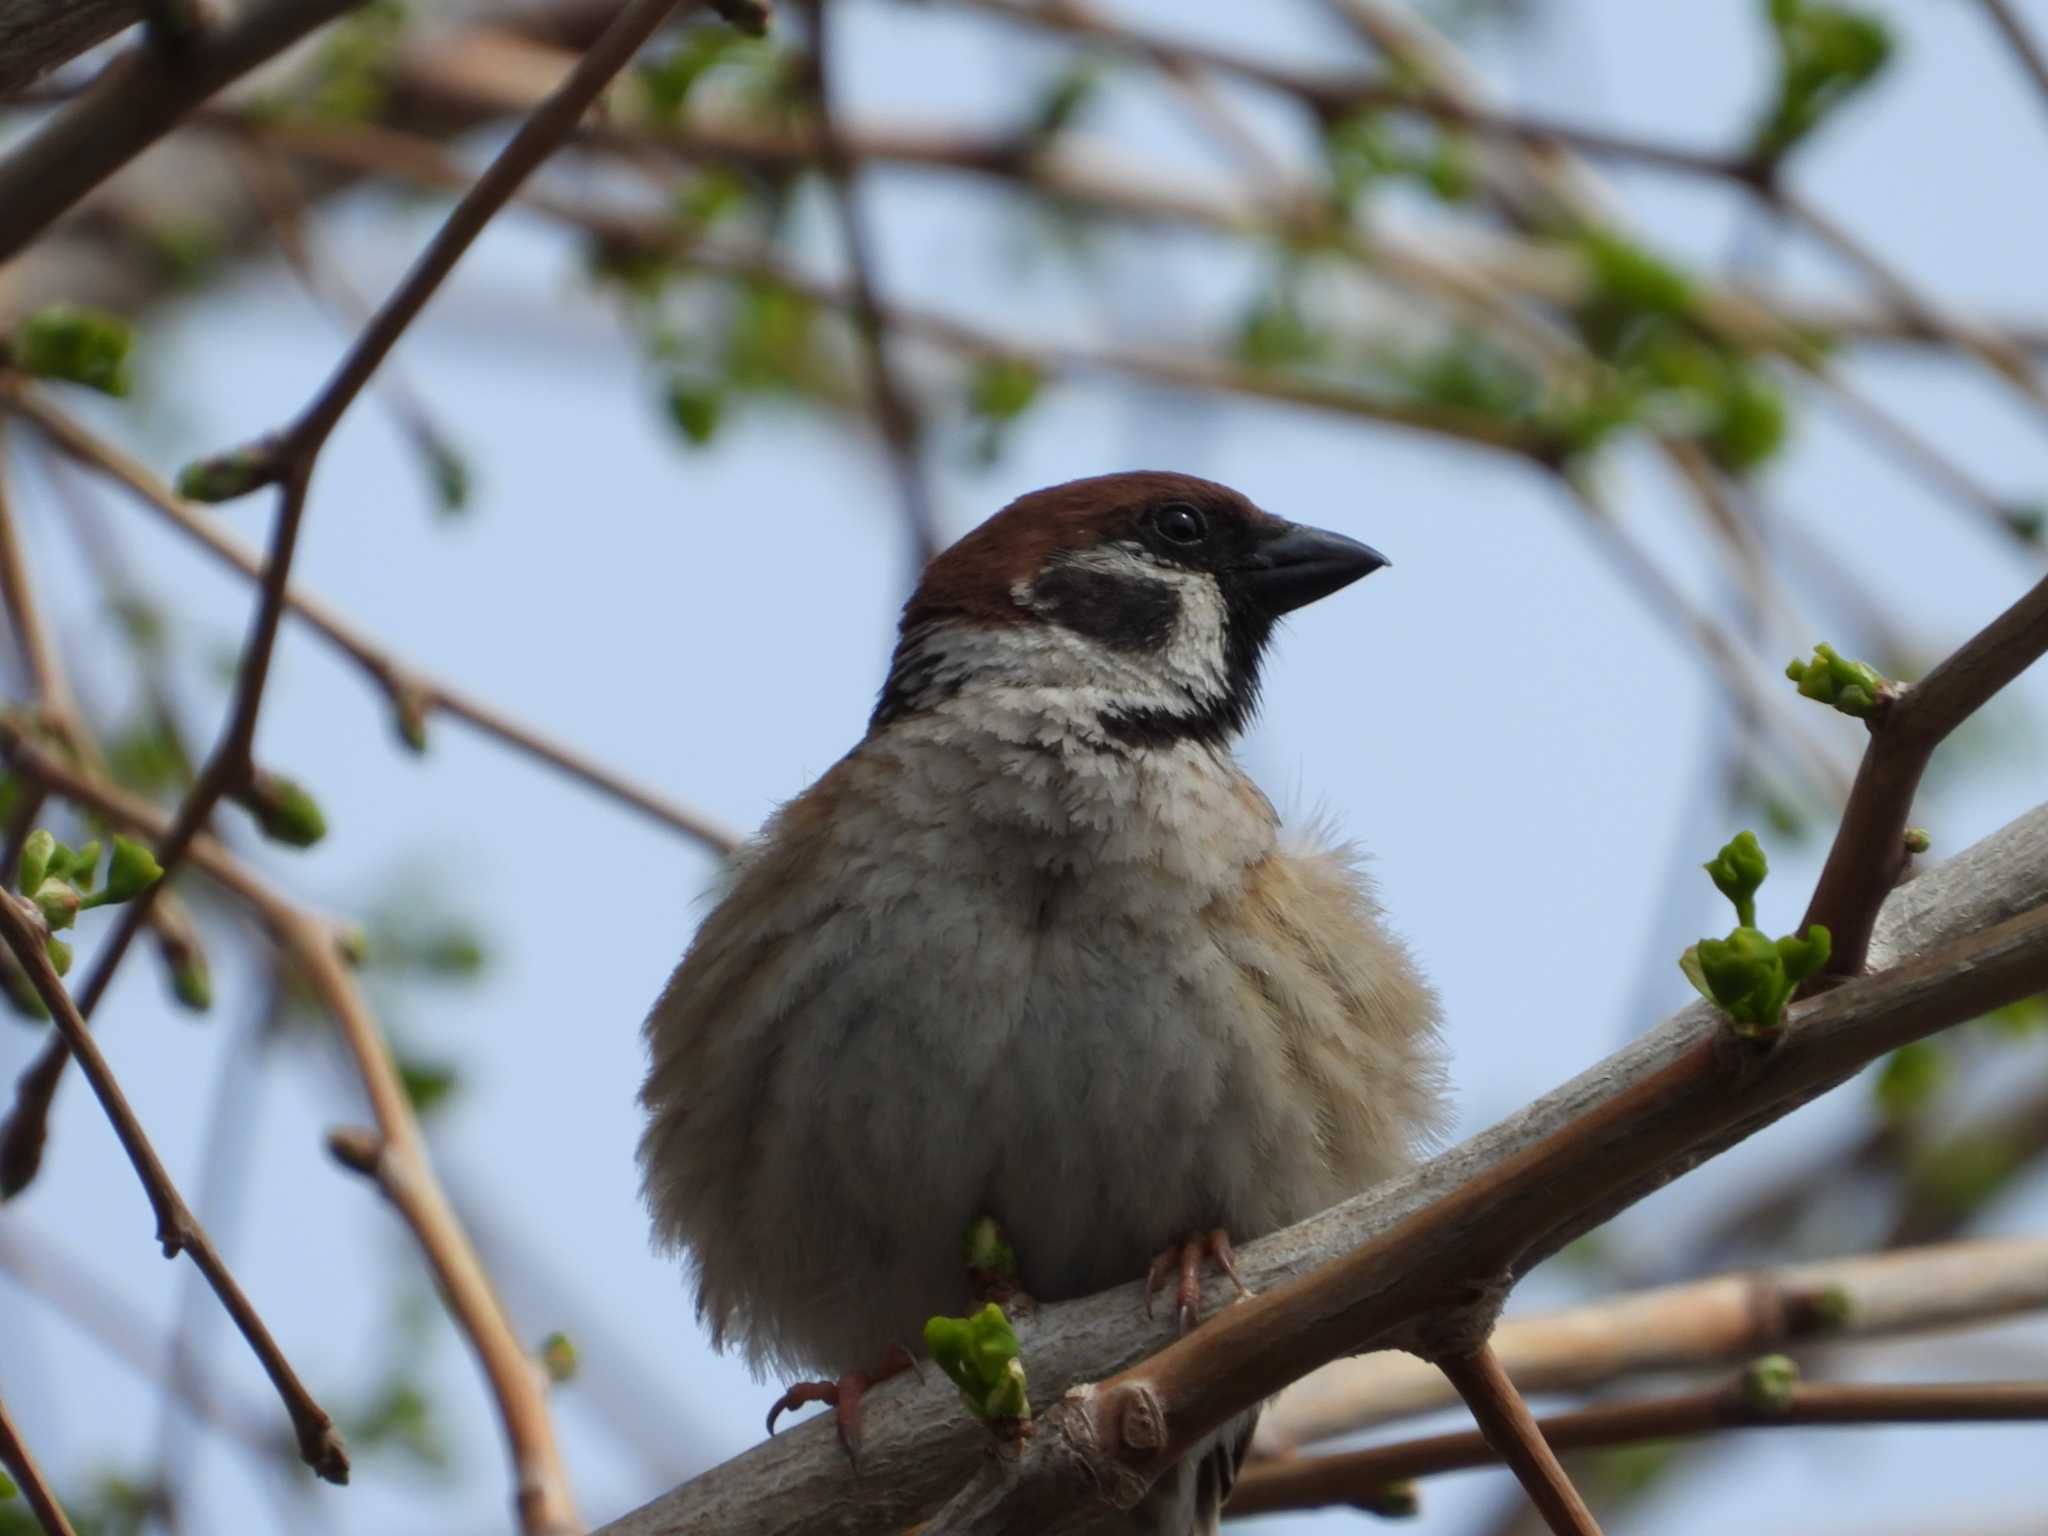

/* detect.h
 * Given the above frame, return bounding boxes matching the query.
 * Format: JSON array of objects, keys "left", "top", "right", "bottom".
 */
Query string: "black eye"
[{"left": 1151, "top": 501, "right": 1207, "bottom": 546}]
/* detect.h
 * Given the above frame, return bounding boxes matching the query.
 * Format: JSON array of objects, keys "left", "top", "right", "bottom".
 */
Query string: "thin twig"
[
  {"left": 1434, "top": 1343, "right": 1602, "bottom": 1536},
  {"left": 0, "top": 893, "right": 348, "bottom": 1482},
  {"left": 801, "top": 0, "right": 942, "bottom": 568},
  {"left": 0, "top": 722, "right": 581, "bottom": 1534},
  {"left": 2, "top": 384, "right": 742, "bottom": 855},
  {"left": 0, "top": 1385, "right": 80, "bottom": 1536},
  {"left": 1232, "top": 1374, "right": 2048, "bottom": 1517},
  {"left": 1982, "top": 0, "right": 2048, "bottom": 126}
]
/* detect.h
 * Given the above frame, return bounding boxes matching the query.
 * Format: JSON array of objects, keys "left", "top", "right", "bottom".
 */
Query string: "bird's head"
[{"left": 870, "top": 471, "right": 1387, "bottom": 750}]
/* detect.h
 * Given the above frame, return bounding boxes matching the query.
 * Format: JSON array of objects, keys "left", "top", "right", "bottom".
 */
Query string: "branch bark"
[
  {"left": 1256, "top": 1233, "right": 2048, "bottom": 1454},
  {"left": 0, "top": 0, "right": 144, "bottom": 94},
  {"left": 1231, "top": 1373, "right": 2048, "bottom": 1517},
  {"left": 0, "top": 0, "right": 367, "bottom": 261}
]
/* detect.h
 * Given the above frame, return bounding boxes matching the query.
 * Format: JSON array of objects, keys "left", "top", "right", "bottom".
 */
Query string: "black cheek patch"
[{"left": 1031, "top": 560, "right": 1182, "bottom": 652}]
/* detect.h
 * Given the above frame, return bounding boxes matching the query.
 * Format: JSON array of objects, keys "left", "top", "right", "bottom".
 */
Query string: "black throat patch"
[{"left": 1028, "top": 558, "right": 1182, "bottom": 653}]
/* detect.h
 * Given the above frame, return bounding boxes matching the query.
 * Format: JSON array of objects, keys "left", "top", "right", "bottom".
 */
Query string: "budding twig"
[{"left": 0, "top": 1385, "right": 80, "bottom": 1536}]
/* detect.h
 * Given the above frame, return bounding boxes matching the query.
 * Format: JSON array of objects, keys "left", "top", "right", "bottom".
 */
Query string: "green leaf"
[
  {"left": 84, "top": 836, "right": 163, "bottom": 908},
  {"left": 1, "top": 944, "right": 47, "bottom": 1022},
  {"left": 0, "top": 1469, "right": 15, "bottom": 1499},
  {"left": 1751, "top": 0, "right": 1893, "bottom": 166},
  {"left": 967, "top": 358, "right": 1042, "bottom": 425},
  {"left": 13, "top": 303, "right": 135, "bottom": 396},
  {"left": 963, "top": 1214, "right": 1018, "bottom": 1283},
  {"left": 924, "top": 1303, "right": 1029, "bottom": 1422}
]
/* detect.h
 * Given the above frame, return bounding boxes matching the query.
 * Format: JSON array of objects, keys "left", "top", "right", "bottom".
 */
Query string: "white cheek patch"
[{"left": 1036, "top": 543, "right": 1232, "bottom": 707}]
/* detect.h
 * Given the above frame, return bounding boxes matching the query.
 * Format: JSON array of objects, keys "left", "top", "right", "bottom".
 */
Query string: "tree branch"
[
  {"left": 0, "top": 0, "right": 144, "bottom": 94},
  {"left": 0, "top": 0, "right": 367, "bottom": 262},
  {"left": 0, "top": 892, "right": 348, "bottom": 1483},
  {"left": 0, "top": 1384, "right": 80, "bottom": 1536},
  {"left": 1256, "top": 1233, "right": 2048, "bottom": 1454},
  {"left": 1434, "top": 1344, "right": 1601, "bottom": 1536},
  {"left": 1982, "top": 0, "right": 2048, "bottom": 126},
  {"left": 591, "top": 797, "right": 2048, "bottom": 1536},
  {"left": 1802, "top": 572, "right": 2048, "bottom": 978},
  {"left": 0, "top": 722, "right": 580, "bottom": 1534},
  {"left": 1, "top": 384, "right": 742, "bottom": 856},
  {"left": 1231, "top": 1372, "right": 2048, "bottom": 1517}
]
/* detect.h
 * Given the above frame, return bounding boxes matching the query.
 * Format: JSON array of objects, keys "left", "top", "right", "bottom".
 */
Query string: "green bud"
[
  {"left": 1738, "top": 1353, "right": 1800, "bottom": 1415},
  {"left": 1703, "top": 830, "right": 1768, "bottom": 928},
  {"left": 420, "top": 432, "right": 471, "bottom": 516},
  {"left": 664, "top": 379, "right": 724, "bottom": 447},
  {"left": 924, "top": 1302, "right": 1030, "bottom": 1423},
  {"left": 175, "top": 444, "right": 277, "bottom": 504},
  {"left": 1368, "top": 1481, "right": 1420, "bottom": 1519},
  {"left": 1786, "top": 641, "right": 1888, "bottom": 718},
  {"left": 335, "top": 925, "right": 370, "bottom": 968},
  {"left": 2003, "top": 504, "right": 2046, "bottom": 547},
  {"left": 32, "top": 878, "right": 80, "bottom": 933},
  {"left": 398, "top": 1058, "right": 459, "bottom": 1116},
  {"left": 12, "top": 304, "right": 135, "bottom": 396},
  {"left": 171, "top": 951, "right": 213, "bottom": 1012},
  {"left": 539, "top": 1331, "right": 578, "bottom": 1383},
  {"left": 237, "top": 770, "right": 327, "bottom": 848},
  {"left": 18, "top": 828, "right": 53, "bottom": 896},
  {"left": 963, "top": 1214, "right": 1019, "bottom": 1284},
  {"left": 1903, "top": 827, "right": 1931, "bottom": 855},
  {"left": 1807, "top": 1284, "right": 1852, "bottom": 1331},
  {"left": 45, "top": 936, "right": 71, "bottom": 976}
]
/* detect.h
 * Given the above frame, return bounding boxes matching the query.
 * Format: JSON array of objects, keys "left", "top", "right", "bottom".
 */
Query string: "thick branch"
[
  {"left": 593, "top": 800, "right": 2048, "bottom": 1536},
  {"left": 1231, "top": 1374, "right": 2048, "bottom": 1517},
  {"left": 0, "top": 0, "right": 144, "bottom": 94}
]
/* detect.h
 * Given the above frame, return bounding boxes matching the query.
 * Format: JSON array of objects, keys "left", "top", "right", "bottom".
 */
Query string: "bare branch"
[
  {"left": 0, "top": 0, "right": 367, "bottom": 262},
  {"left": 0, "top": 1384, "right": 80, "bottom": 1536},
  {"left": 1982, "top": 0, "right": 2048, "bottom": 125},
  {"left": 801, "top": 0, "right": 941, "bottom": 568},
  {"left": 0, "top": 0, "right": 144, "bottom": 94},
  {"left": 0, "top": 723, "right": 581, "bottom": 1535},
  {"left": 1258, "top": 1234, "right": 2048, "bottom": 1454},
  {"left": 2, "top": 385, "right": 742, "bottom": 855},
  {"left": 0, "top": 892, "right": 348, "bottom": 1483},
  {"left": 1232, "top": 1373, "right": 2048, "bottom": 1517},
  {"left": 1434, "top": 1344, "right": 1601, "bottom": 1536}
]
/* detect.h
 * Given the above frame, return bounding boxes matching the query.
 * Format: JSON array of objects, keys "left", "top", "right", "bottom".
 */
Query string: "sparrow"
[{"left": 638, "top": 470, "right": 1444, "bottom": 1532}]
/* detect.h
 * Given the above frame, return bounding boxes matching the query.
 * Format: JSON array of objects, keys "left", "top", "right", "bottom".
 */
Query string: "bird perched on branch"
[{"left": 639, "top": 470, "right": 1444, "bottom": 1532}]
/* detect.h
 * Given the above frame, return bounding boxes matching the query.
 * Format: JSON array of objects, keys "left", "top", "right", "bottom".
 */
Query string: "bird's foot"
[
  {"left": 764, "top": 1342, "right": 917, "bottom": 1463},
  {"left": 1145, "top": 1228, "right": 1251, "bottom": 1335}
]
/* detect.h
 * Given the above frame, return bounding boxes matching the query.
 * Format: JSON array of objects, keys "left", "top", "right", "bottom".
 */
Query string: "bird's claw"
[
  {"left": 764, "top": 1343, "right": 917, "bottom": 1464},
  {"left": 1145, "top": 1228, "right": 1251, "bottom": 1335}
]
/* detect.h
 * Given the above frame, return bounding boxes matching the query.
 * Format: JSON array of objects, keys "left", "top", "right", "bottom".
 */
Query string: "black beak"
[{"left": 1236, "top": 522, "right": 1389, "bottom": 616}]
